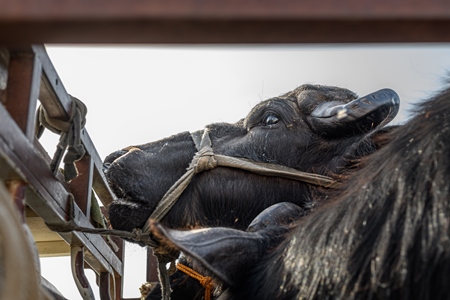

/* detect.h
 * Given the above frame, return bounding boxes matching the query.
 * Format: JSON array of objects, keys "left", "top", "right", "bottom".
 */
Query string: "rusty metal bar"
[
  {"left": 106, "top": 233, "right": 125, "bottom": 300},
  {"left": 3, "top": 50, "right": 41, "bottom": 140},
  {"left": 71, "top": 244, "right": 96, "bottom": 300},
  {"left": 69, "top": 154, "right": 94, "bottom": 219},
  {"left": 99, "top": 272, "right": 114, "bottom": 300},
  {"left": 0, "top": 0, "right": 450, "bottom": 44},
  {"left": 2, "top": 0, "right": 450, "bottom": 19}
]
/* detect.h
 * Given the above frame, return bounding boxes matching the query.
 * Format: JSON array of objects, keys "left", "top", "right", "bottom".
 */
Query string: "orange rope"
[{"left": 177, "top": 263, "right": 214, "bottom": 300}]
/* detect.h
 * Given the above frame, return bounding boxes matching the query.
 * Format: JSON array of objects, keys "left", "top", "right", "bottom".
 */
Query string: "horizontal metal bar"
[
  {"left": 0, "top": 0, "right": 449, "bottom": 44},
  {"left": 0, "top": 20, "right": 449, "bottom": 44},
  {"left": 2, "top": 0, "right": 450, "bottom": 19}
]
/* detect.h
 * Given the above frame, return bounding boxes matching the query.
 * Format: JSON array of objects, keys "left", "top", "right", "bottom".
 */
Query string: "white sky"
[{"left": 38, "top": 44, "right": 450, "bottom": 299}]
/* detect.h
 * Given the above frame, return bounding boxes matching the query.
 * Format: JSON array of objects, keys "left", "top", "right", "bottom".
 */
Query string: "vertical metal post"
[
  {"left": 146, "top": 248, "right": 159, "bottom": 283},
  {"left": 69, "top": 154, "right": 94, "bottom": 219},
  {"left": 4, "top": 50, "right": 41, "bottom": 140},
  {"left": 100, "top": 208, "right": 124, "bottom": 300},
  {"left": 71, "top": 243, "right": 96, "bottom": 300},
  {"left": 112, "top": 236, "right": 125, "bottom": 300},
  {"left": 100, "top": 272, "right": 115, "bottom": 300}
]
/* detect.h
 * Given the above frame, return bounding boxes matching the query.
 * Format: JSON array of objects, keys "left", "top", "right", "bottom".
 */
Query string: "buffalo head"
[{"left": 104, "top": 84, "right": 399, "bottom": 233}]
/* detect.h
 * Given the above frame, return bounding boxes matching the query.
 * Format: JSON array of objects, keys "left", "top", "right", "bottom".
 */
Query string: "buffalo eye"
[{"left": 264, "top": 114, "right": 279, "bottom": 126}]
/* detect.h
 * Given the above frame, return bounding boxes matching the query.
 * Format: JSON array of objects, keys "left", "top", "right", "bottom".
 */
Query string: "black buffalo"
[
  {"left": 104, "top": 84, "right": 399, "bottom": 234},
  {"left": 152, "top": 83, "right": 450, "bottom": 299}
]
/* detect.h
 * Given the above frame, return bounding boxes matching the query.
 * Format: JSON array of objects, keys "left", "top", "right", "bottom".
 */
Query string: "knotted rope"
[
  {"left": 35, "top": 95, "right": 87, "bottom": 182},
  {"left": 143, "top": 133, "right": 218, "bottom": 226},
  {"left": 177, "top": 263, "right": 214, "bottom": 300}
]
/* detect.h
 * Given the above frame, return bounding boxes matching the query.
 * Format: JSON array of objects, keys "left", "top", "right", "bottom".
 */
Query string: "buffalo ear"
[
  {"left": 151, "top": 223, "right": 280, "bottom": 287},
  {"left": 150, "top": 203, "right": 302, "bottom": 287}
]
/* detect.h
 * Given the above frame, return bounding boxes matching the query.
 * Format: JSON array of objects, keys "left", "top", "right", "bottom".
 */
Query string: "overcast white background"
[{"left": 38, "top": 44, "right": 450, "bottom": 299}]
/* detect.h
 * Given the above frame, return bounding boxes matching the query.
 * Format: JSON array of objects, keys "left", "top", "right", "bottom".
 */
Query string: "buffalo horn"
[{"left": 308, "top": 88, "right": 400, "bottom": 136}]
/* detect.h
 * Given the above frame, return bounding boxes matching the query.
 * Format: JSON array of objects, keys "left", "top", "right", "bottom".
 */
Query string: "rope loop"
[
  {"left": 177, "top": 263, "right": 214, "bottom": 300},
  {"left": 35, "top": 95, "right": 88, "bottom": 182},
  {"left": 190, "top": 129, "right": 218, "bottom": 173}
]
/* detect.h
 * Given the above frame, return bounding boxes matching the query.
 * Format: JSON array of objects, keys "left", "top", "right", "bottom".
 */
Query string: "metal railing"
[{"left": 0, "top": 45, "right": 156, "bottom": 300}]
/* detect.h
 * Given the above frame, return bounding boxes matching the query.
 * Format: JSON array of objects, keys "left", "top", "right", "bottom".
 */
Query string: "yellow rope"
[{"left": 177, "top": 263, "right": 214, "bottom": 300}]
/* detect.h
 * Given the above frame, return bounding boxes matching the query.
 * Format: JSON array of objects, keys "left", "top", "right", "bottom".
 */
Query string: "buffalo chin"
[{"left": 108, "top": 199, "right": 153, "bottom": 233}]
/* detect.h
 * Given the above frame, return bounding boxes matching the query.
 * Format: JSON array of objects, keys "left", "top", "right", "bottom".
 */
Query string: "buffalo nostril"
[{"left": 102, "top": 162, "right": 111, "bottom": 174}]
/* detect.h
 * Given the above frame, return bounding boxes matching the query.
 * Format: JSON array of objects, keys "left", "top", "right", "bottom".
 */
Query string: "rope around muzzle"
[{"left": 142, "top": 128, "right": 335, "bottom": 232}]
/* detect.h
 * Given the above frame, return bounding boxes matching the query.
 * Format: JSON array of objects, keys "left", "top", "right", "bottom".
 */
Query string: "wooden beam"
[
  {"left": 26, "top": 209, "right": 64, "bottom": 242},
  {"left": 36, "top": 240, "right": 70, "bottom": 257},
  {"left": 0, "top": 0, "right": 449, "bottom": 44}
]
